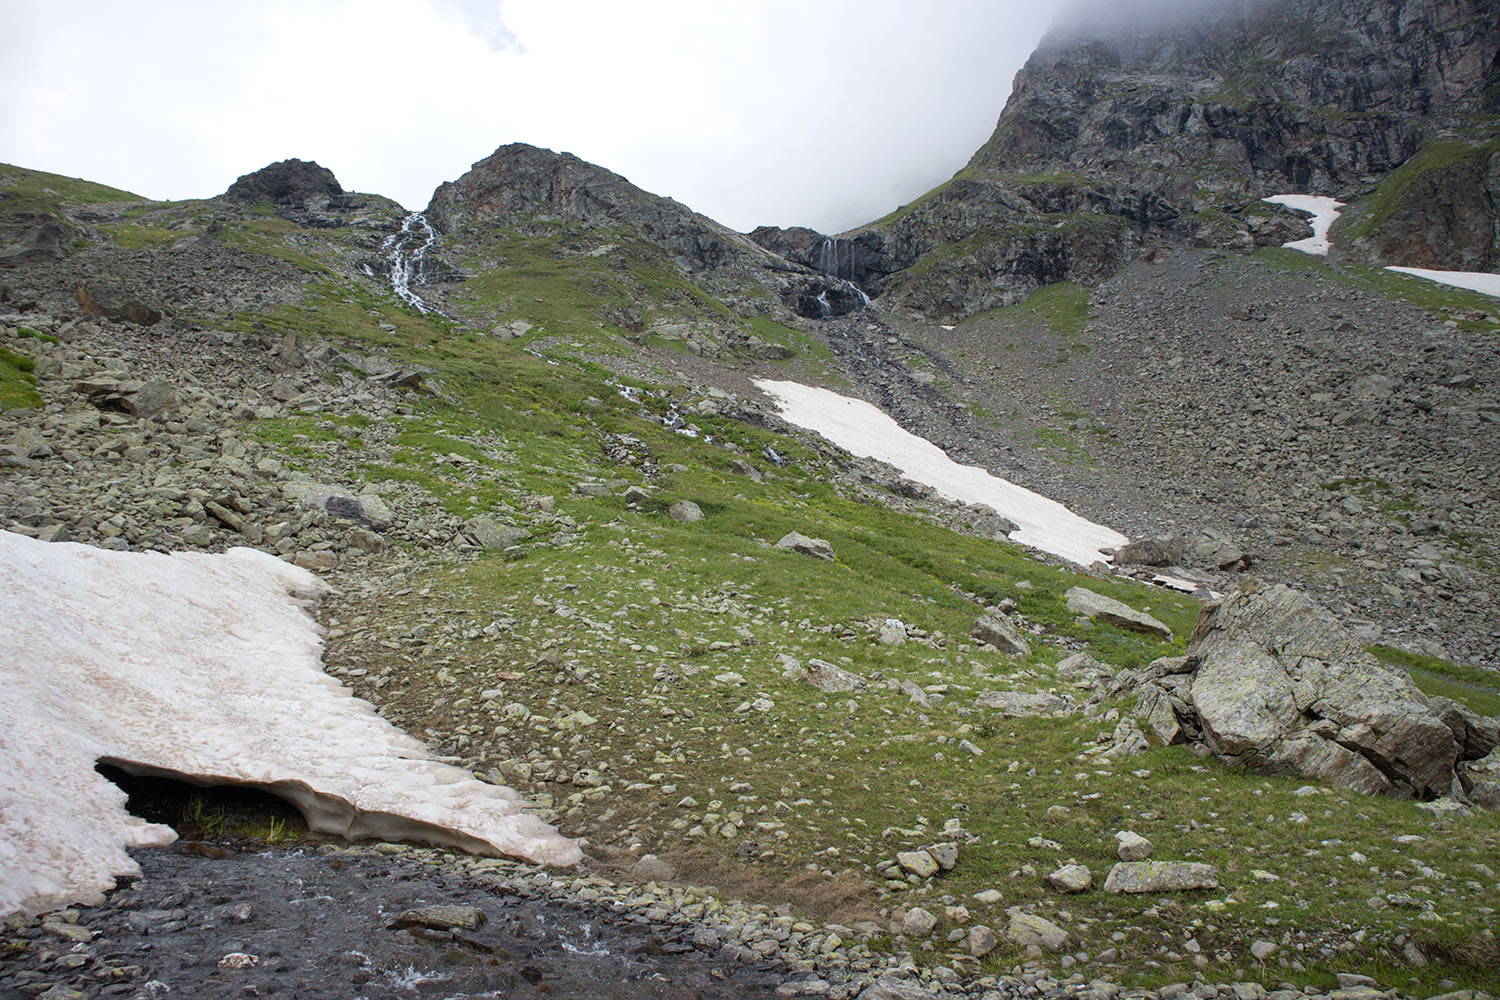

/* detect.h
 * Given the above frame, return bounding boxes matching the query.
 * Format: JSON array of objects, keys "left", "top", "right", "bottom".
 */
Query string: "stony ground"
[{"left": 4, "top": 289, "right": 1498, "bottom": 999}]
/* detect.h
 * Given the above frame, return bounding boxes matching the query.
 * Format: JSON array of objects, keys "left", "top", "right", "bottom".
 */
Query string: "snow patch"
[
  {"left": 1264, "top": 194, "right": 1345, "bottom": 256},
  {"left": 0, "top": 531, "right": 580, "bottom": 919},
  {"left": 1383, "top": 266, "right": 1500, "bottom": 299},
  {"left": 753, "top": 380, "right": 1128, "bottom": 567}
]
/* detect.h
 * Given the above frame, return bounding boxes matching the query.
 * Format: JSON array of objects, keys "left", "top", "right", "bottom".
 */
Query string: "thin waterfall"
[{"left": 381, "top": 212, "right": 438, "bottom": 313}]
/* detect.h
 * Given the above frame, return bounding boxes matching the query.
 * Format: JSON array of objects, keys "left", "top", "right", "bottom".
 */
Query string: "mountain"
[
  {"left": 754, "top": 0, "right": 1499, "bottom": 320},
  {"left": 2, "top": 1, "right": 1500, "bottom": 994}
]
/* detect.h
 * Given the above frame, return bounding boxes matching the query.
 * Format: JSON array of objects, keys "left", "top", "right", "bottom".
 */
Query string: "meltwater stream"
[{"left": 382, "top": 211, "right": 439, "bottom": 313}]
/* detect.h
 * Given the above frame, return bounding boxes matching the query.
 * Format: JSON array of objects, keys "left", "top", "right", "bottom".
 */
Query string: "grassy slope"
[
  {"left": 10, "top": 170, "right": 1498, "bottom": 991},
  {"left": 296, "top": 309, "right": 1496, "bottom": 993}
]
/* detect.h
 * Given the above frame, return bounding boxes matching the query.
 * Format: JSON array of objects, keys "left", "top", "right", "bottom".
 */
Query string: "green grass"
[
  {"left": 1369, "top": 645, "right": 1500, "bottom": 717},
  {"left": 1345, "top": 139, "right": 1500, "bottom": 241},
  {"left": 0, "top": 346, "right": 41, "bottom": 409},
  {"left": 0, "top": 162, "right": 140, "bottom": 220}
]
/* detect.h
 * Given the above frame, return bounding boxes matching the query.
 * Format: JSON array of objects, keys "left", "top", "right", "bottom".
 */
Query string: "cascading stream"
[
  {"left": 812, "top": 237, "right": 870, "bottom": 314},
  {"left": 381, "top": 211, "right": 438, "bottom": 313}
]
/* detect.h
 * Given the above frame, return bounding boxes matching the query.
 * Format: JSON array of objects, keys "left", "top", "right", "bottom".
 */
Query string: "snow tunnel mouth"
[{"left": 96, "top": 759, "right": 309, "bottom": 845}]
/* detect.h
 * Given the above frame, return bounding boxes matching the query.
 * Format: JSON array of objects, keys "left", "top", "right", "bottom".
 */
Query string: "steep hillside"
[{"left": 751, "top": 0, "right": 1499, "bottom": 321}]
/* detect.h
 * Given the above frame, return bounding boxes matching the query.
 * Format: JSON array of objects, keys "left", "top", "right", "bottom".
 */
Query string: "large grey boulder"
[
  {"left": 462, "top": 516, "right": 530, "bottom": 551},
  {"left": 1187, "top": 583, "right": 1474, "bottom": 799},
  {"left": 783, "top": 657, "right": 866, "bottom": 694},
  {"left": 776, "top": 531, "right": 834, "bottom": 561},
  {"left": 975, "top": 690, "right": 1072, "bottom": 716},
  {"left": 971, "top": 614, "right": 1031, "bottom": 657},
  {"left": 1064, "top": 586, "right": 1173, "bottom": 641},
  {"left": 282, "top": 481, "right": 393, "bottom": 531},
  {"left": 1103, "top": 861, "right": 1219, "bottom": 893}
]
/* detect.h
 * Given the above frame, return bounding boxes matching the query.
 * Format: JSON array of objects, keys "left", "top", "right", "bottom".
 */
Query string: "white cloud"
[{"left": 0, "top": 0, "right": 1052, "bottom": 233}]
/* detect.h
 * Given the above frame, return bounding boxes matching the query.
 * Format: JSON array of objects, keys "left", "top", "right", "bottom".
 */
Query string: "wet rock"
[{"left": 393, "top": 904, "right": 487, "bottom": 931}]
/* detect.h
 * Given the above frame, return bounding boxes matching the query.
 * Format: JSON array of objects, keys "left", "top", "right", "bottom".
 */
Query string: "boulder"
[
  {"left": 668, "top": 500, "right": 703, "bottom": 524},
  {"left": 783, "top": 657, "right": 866, "bottom": 694},
  {"left": 896, "top": 851, "right": 939, "bottom": 879},
  {"left": 1004, "top": 910, "right": 1070, "bottom": 952},
  {"left": 1115, "top": 830, "right": 1153, "bottom": 861},
  {"left": 975, "top": 690, "right": 1071, "bottom": 716},
  {"left": 971, "top": 614, "right": 1031, "bottom": 657},
  {"left": 1064, "top": 587, "right": 1173, "bottom": 640},
  {"left": 1045, "top": 864, "right": 1093, "bottom": 893},
  {"left": 1187, "top": 583, "right": 1467, "bottom": 799},
  {"left": 776, "top": 531, "right": 834, "bottom": 561},
  {"left": 1113, "top": 537, "right": 1181, "bottom": 567},
  {"left": 283, "top": 482, "right": 393, "bottom": 531},
  {"left": 1103, "top": 861, "right": 1219, "bottom": 893},
  {"left": 462, "top": 516, "right": 530, "bottom": 551}
]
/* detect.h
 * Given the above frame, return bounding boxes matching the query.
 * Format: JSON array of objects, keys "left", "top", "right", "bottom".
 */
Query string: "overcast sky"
[{"left": 1, "top": 1, "right": 1055, "bottom": 234}]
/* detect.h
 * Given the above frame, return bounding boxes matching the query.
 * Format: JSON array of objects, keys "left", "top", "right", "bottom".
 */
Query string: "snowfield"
[
  {"left": 1264, "top": 194, "right": 1345, "bottom": 256},
  {"left": 0, "top": 531, "right": 580, "bottom": 919},
  {"left": 754, "top": 379, "right": 1129, "bottom": 567},
  {"left": 1383, "top": 265, "right": 1500, "bottom": 299}
]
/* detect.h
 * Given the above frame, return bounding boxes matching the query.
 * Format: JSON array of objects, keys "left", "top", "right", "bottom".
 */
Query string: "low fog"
[{"left": 1, "top": 0, "right": 1056, "bottom": 235}]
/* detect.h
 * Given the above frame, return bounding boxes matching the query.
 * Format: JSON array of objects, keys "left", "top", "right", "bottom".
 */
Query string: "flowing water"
[
  {"left": 812, "top": 238, "right": 870, "bottom": 314},
  {"left": 15, "top": 845, "right": 787, "bottom": 999},
  {"left": 382, "top": 212, "right": 439, "bottom": 313}
]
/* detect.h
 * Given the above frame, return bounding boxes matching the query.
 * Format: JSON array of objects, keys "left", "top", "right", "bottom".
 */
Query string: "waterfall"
[
  {"left": 381, "top": 212, "right": 438, "bottom": 313},
  {"left": 812, "top": 237, "right": 870, "bottom": 309}
]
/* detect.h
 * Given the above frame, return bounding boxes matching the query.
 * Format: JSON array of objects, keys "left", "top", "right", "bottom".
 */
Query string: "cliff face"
[{"left": 816, "top": 0, "right": 1500, "bottom": 321}]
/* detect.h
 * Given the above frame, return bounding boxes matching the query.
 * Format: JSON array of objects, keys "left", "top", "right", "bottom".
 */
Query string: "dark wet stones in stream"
[{"left": 1, "top": 846, "right": 787, "bottom": 999}]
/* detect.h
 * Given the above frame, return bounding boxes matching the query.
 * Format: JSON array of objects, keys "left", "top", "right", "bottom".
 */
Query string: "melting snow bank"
[
  {"left": 754, "top": 380, "right": 1129, "bottom": 567},
  {"left": 1264, "top": 194, "right": 1345, "bottom": 256},
  {"left": 0, "top": 531, "right": 580, "bottom": 918},
  {"left": 1383, "top": 265, "right": 1500, "bottom": 299}
]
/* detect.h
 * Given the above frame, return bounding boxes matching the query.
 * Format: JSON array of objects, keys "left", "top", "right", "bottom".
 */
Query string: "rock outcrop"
[
  {"left": 1125, "top": 582, "right": 1498, "bottom": 802},
  {"left": 849, "top": 0, "right": 1500, "bottom": 320}
]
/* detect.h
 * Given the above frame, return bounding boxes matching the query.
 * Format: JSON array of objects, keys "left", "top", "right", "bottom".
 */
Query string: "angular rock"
[
  {"left": 968, "top": 924, "right": 998, "bottom": 956},
  {"left": 1113, "top": 537, "right": 1181, "bottom": 567},
  {"left": 1064, "top": 586, "right": 1173, "bottom": 640},
  {"left": 393, "top": 904, "right": 487, "bottom": 931},
  {"left": 1115, "top": 830, "right": 1153, "bottom": 861},
  {"left": 1004, "top": 910, "right": 1070, "bottom": 951},
  {"left": 776, "top": 531, "right": 834, "bottom": 561},
  {"left": 1045, "top": 864, "right": 1093, "bottom": 893},
  {"left": 857, "top": 978, "right": 942, "bottom": 1000},
  {"left": 463, "top": 516, "right": 531, "bottom": 551},
  {"left": 971, "top": 614, "right": 1031, "bottom": 657},
  {"left": 975, "top": 690, "right": 1070, "bottom": 716},
  {"left": 1103, "top": 861, "right": 1219, "bottom": 893},
  {"left": 896, "top": 850, "right": 939, "bottom": 879},
  {"left": 930, "top": 842, "right": 959, "bottom": 870},
  {"left": 1188, "top": 583, "right": 1461, "bottom": 798},
  {"left": 1135, "top": 683, "right": 1183, "bottom": 745},
  {"left": 900, "top": 905, "right": 937, "bottom": 935},
  {"left": 283, "top": 482, "right": 393, "bottom": 531},
  {"left": 668, "top": 500, "right": 703, "bottom": 524},
  {"left": 783, "top": 657, "right": 866, "bottom": 693}
]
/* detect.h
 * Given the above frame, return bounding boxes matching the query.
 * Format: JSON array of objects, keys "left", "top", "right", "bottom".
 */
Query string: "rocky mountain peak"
[{"left": 224, "top": 158, "right": 344, "bottom": 205}]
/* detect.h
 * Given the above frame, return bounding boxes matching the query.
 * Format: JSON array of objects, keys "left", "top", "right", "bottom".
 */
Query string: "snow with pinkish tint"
[
  {"left": 1264, "top": 194, "right": 1345, "bottom": 256},
  {"left": 754, "top": 379, "right": 1128, "bottom": 567},
  {"left": 0, "top": 531, "right": 579, "bottom": 919},
  {"left": 1383, "top": 266, "right": 1500, "bottom": 299}
]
